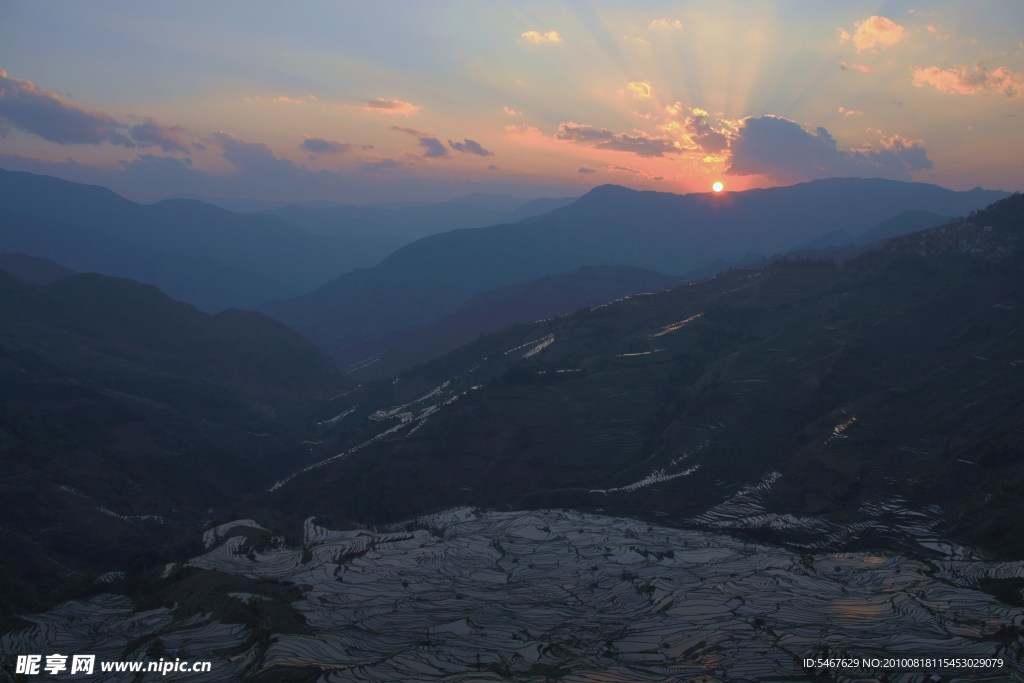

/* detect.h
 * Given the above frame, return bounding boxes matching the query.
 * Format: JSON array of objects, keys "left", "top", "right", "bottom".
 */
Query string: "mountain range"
[
  {"left": 258, "top": 193, "right": 1024, "bottom": 565},
  {"left": 263, "top": 178, "right": 1006, "bottom": 373},
  {"left": 0, "top": 170, "right": 572, "bottom": 312},
  {"left": 1, "top": 173, "right": 1021, "bottom": 620}
]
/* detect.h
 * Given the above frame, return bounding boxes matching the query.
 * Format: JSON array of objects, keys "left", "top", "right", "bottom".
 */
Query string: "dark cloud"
[
  {"left": 363, "top": 97, "right": 420, "bottom": 115},
  {"left": 0, "top": 70, "right": 133, "bottom": 146},
  {"left": 727, "top": 115, "right": 932, "bottom": 183},
  {"left": 448, "top": 138, "right": 493, "bottom": 156},
  {"left": 212, "top": 132, "right": 302, "bottom": 175},
  {"left": 685, "top": 113, "right": 729, "bottom": 154},
  {"left": 301, "top": 137, "right": 353, "bottom": 155},
  {"left": 487, "top": 164, "right": 498, "bottom": 171},
  {"left": 128, "top": 118, "right": 189, "bottom": 152},
  {"left": 556, "top": 122, "right": 679, "bottom": 157},
  {"left": 361, "top": 158, "right": 402, "bottom": 172},
  {"left": 121, "top": 153, "right": 196, "bottom": 175},
  {"left": 419, "top": 137, "right": 449, "bottom": 158},
  {"left": 556, "top": 122, "right": 614, "bottom": 144},
  {"left": 392, "top": 126, "right": 450, "bottom": 159},
  {"left": 0, "top": 70, "right": 196, "bottom": 153},
  {"left": 578, "top": 166, "right": 595, "bottom": 174}
]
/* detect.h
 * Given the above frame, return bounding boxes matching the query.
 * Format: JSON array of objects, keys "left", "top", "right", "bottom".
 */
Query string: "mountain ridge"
[{"left": 263, "top": 177, "right": 1008, "bottom": 371}]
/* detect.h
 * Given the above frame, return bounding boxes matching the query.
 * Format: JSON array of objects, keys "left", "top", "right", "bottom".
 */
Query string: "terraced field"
[{"left": 4, "top": 507, "right": 1022, "bottom": 681}]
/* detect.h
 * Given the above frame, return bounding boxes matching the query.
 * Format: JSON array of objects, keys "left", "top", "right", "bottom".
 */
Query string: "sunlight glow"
[{"left": 712, "top": 181, "right": 724, "bottom": 193}]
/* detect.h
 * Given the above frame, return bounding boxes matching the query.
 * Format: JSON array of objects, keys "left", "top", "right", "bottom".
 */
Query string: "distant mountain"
[
  {"left": 0, "top": 252, "right": 74, "bottom": 284},
  {"left": 854, "top": 209, "right": 951, "bottom": 244},
  {"left": 258, "top": 193, "right": 1024, "bottom": 563},
  {"left": 0, "top": 169, "right": 443, "bottom": 310},
  {"left": 265, "top": 192, "right": 577, "bottom": 243},
  {"left": 347, "top": 265, "right": 683, "bottom": 379},
  {"left": 0, "top": 271, "right": 347, "bottom": 613},
  {"left": 264, "top": 178, "right": 1007, "bottom": 369}
]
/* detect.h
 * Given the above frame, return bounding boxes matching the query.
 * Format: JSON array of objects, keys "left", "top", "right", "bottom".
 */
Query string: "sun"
[{"left": 712, "top": 181, "right": 724, "bottom": 193}]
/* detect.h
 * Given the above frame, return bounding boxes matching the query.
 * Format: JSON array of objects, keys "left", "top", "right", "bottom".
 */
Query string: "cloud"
[
  {"left": 837, "top": 106, "right": 863, "bottom": 117},
  {"left": 683, "top": 108, "right": 730, "bottom": 153},
  {"left": 301, "top": 137, "right": 353, "bottom": 155},
  {"left": 120, "top": 152, "right": 198, "bottom": 177},
  {"left": 209, "top": 132, "right": 310, "bottom": 185},
  {"left": 0, "top": 70, "right": 201, "bottom": 154},
  {"left": 555, "top": 122, "right": 679, "bottom": 157},
  {"left": 361, "top": 158, "right": 402, "bottom": 172},
  {"left": 363, "top": 97, "right": 421, "bottom": 115},
  {"left": 659, "top": 105, "right": 736, "bottom": 155},
  {"left": 521, "top": 30, "right": 563, "bottom": 45},
  {"left": 487, "top": 164, "right": 498, "bottom": 171},
  {"left": 448, "top": 138, "right": 493, "bottom": 156},
  {"left": 911, "top": 64, "right": 1024, "bottom": 97},
  {"left": 0, "top": 70, "right": 134, "bottom": 146},
  {"left": 627, "top": 81, "right": 653, "bottom": 99},
  {"left": 848, "top": 16, "right": 905, "bottom": 53},
  {"left": 840, "top": 62, "right": 872, "bottom": 73},
  {"left": 128, "top": 118, "right": 189, "bottom": 152},
  {"left": 726, "top": 115, "right": 932, "bottom": 183},
  {"left": 578, "top": 166, "right": 595, "bottom": 174},
  {"left": 243, "top": 95, "right": 317, "bottom": 105},
  {"left": 648, "top": 18, "right": 682, "bottom": 30},
  {"left": 503, "top": 105, "right": 522, "bottom": 117},
  {"left": 392, "top": 126, "right": 450, "bottom": 159}
]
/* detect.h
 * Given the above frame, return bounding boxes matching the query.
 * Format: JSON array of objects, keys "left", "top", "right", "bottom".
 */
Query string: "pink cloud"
[{"left": 911, "top": 64, "right": 1024, "bottom": 97}]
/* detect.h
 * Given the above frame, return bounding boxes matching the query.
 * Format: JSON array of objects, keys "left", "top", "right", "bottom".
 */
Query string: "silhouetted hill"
[
  {"left": 855, "top": 209, "right": 951, "bottom": 244},
  {"left": 0, "top": 271, "right": 348, "bottom": 613},
  {"left": 266, "top": 193, "right": 577, "bottom": 243},
  {"left": 348, "top": 265, "right": 683, "bottom": 379},
  {"left": 264, "top": 178, "right": 1006, "bottom": 369},
  {"left": 0, "top": 169, "right": 435, "bottom": 310},
  {"left": 0, "top": 252, "right": 74, "bottom": 284},
  {"left": 258, "top": 193, "right": 1024, "bottom": 562}
]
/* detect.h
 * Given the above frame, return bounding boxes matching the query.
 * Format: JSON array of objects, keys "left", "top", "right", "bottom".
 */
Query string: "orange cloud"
[
  {"left": 838, "top": 106, "right": 863, "bottom": 117},
  {"left": 849, "top": 16, "right": 905, "bottom": 53},
  {"left": 363, "top": 98, "right": 421, "bottom": 115},
  {"left": 911, "top": 64, "right": 1024, "bottom": 97},
  {"left": 648, "top": 18, "right": 682, "bottom": 30},
  {"left": 503, "top": 105, "right": 522, "bottom": 116},
  {"left": 627, "top": 81, "right": 653, "bottom": 99},
  {"left": 659, "top": 105, "right": 738, "bottom": 156},
  {"left": 521, "top": 30, "right": 563, "bottom": 45}
]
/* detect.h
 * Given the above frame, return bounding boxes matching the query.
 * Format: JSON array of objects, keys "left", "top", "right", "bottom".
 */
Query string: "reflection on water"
[{"left": 3, "top": 507, "right": 1023, "bottom": 681}]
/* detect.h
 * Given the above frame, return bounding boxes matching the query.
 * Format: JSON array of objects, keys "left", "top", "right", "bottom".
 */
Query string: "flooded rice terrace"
[{"left": 3, "top": 507, "right": 1024, "bottom": 682}]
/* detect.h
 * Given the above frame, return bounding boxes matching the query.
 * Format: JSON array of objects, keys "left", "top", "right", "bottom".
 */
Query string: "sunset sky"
[{"left": 1, "top": 0, "right": 1022, "bottom": 203}]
